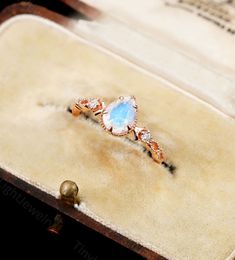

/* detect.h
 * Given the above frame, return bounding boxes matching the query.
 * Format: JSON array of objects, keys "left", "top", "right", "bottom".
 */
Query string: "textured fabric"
[
  {"left": 77, "top": 0, "right": 235, "bottom": 118},
  {"left": 0, "top": 17, "right": 235, "bottom": 260}
]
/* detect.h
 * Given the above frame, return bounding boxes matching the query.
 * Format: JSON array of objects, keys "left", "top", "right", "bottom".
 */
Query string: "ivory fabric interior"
[
  {"left": 84, "top": 0, "right": 235, "bottom": 76},
  {"left": 0, "top": 16, "right": 235, "bottom": 260},
  {"left": 80, "top": 0, "right": 235, "bottom": 118}
]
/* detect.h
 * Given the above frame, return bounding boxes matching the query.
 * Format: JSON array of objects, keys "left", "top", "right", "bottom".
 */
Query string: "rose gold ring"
[{"left": 68, "top": 96, "right": 174, "bottom": 173}]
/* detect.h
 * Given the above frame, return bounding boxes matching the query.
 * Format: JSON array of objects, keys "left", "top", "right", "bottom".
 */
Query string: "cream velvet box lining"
[
  {"left": 0, "top": 16, "right": 235, "bottom": 260},
  {"left": 76, "top": 0, "right": 235, "bottom": 119}
]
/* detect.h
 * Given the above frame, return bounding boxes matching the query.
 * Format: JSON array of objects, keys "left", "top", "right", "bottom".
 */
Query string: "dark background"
[
  {"left": 0, "top": 1, "right": 144, "bottom": 259},
  {"left": 0, "top": 0, "right": 80, "bottom": 17},
  {"left": 0, "top": 178, "right": 143, "bottom": 259}
]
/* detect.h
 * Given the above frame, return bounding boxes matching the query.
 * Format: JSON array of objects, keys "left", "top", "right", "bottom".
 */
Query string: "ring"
[{"left": 68, "top": 96, "right": 173, "bottom": 171}]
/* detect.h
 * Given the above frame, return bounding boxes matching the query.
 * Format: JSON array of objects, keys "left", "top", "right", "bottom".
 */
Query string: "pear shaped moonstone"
[{"left": 102, "top": 96, "right": 137, "bottom": 136}]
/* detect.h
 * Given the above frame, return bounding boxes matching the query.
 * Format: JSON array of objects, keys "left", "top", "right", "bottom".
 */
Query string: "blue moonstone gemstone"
[
  {"left": 102, "top": 96, "right": 137, "bottom": 135},
  {"left": 110, "top": 102, "right": 135, "bottom": 127}
]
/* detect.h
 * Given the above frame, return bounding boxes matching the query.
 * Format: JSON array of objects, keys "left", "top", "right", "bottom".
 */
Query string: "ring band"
[{"left": 69, "top": 96, "right": 166, "bottom": 166}]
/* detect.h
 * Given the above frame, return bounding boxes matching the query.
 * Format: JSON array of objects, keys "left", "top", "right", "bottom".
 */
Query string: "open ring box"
[{"left": 0, "top": 1, "right": 235, "bottom": 259}]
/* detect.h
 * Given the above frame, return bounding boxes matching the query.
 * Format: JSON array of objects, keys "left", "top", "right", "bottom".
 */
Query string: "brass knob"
[{"left": 59, "top": 180, "right": 80, "bottom": 206}]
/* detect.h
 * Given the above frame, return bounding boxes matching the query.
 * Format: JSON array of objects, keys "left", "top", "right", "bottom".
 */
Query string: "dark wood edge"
[
  {"left": 0, "top": 168, "right": 164, "bottom": 260},
  {"left": 59, "top": 0, "right": 101, "bottom": 20},
  {"left": 0, "top": 2, "right": 73, "bottom": 26},
  {"left": 0, "top": 2, "right": 166, "bottom": 259}
]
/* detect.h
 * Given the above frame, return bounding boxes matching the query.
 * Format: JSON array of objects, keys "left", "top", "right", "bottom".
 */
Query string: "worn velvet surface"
[{"left": 0, "top": 16, "right": 234, "bottom": 260}]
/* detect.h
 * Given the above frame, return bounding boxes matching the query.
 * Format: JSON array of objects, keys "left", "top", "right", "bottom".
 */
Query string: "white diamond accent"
[
  {"left": 88, "top": 98, "right": 99, "bottom": 109},
  {"left": 141, "top": 131, "right": 151, "bottom": 142}
]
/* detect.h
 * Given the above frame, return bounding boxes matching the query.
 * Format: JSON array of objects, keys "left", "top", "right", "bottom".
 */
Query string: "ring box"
[{"left": 0, "top": 1, "right": 234, "bottom": 259}]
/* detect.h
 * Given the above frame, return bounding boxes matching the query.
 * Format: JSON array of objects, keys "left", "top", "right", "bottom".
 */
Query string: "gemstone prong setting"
[{"left": 70, "top": 95, "right": 165, "bottom": 166}]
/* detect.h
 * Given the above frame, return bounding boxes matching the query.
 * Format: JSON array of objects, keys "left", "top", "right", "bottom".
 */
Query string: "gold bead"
[{"left": 59, "top": 180, "right": 80, "bottom": 206}]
